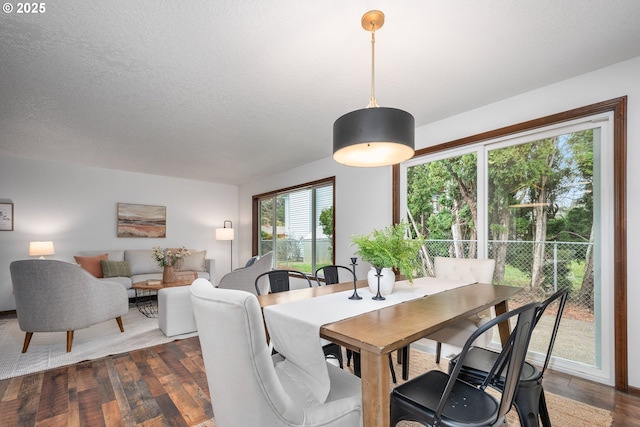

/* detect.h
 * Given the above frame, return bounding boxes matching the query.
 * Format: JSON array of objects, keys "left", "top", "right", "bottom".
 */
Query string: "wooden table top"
[
  {"left": 320, "top": 282, "right": 522, "bottom": 355},
  {"left": 257, "top": 280, "right": 368, "bottom": 308},
  {"left": 131, "top": 279, "right": 193, "bottom": 291}
]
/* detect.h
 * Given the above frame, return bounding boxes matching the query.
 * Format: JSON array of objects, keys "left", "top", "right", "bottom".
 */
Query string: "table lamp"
[
  {"left": 215, "top": 220, "right": 234, "bottom": 270},
  {"left": 29, "top": 241, "right": 55, "bottom": 259}
]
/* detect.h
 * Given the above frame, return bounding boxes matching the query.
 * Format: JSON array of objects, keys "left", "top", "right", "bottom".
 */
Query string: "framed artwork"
[
  {"left": 0, "top": 203, "right": 13, "bottom": 231},
  {"left": 117, "top": 203, "right": 166, "bottom": 238}
]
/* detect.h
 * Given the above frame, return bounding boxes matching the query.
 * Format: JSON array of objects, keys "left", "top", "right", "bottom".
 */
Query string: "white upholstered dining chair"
[
  {"left": 190, "top": 278, "right": 363, "bottom": 427},
  {"left": 426, "top": 257, "right": 497, "bottom": 363}
]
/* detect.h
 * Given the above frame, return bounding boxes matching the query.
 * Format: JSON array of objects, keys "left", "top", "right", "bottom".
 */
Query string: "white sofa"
[{"left": 74, "top": 249, "right": 215, "bottom": 298}]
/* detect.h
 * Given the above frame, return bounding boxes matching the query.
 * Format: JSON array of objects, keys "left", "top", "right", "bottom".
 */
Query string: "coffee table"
[{"left": 132, "top": 279, "right": 193, "bottom": 317}]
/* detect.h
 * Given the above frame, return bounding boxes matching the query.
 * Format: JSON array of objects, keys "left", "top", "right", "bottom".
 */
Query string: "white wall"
[
  {"left": 0, "top": 157, "right": 238, "bottom": 311},
  {"left": 238, "top": 157, "right": 394, "bottom": 281},
  {"left": 238, "top": 56, "right": 640, "bottom": 388}
]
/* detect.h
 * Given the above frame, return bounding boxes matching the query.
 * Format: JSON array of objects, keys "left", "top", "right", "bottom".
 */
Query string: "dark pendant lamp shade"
[{"left": 333, "top": 107, "right": 415, "bottom": 167}]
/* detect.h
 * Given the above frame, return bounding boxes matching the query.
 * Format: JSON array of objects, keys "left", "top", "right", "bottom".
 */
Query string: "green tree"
[
  {"left": 319, "top": 206, "right": 333, "bottom": 254},
  {"left": 407, "top": 154, "right": 477, "bottom": 259}
]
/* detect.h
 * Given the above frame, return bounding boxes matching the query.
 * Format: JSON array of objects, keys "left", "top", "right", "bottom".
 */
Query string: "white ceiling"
[{"left": 1, "top": 1, "right": 639, "bottom": 185}]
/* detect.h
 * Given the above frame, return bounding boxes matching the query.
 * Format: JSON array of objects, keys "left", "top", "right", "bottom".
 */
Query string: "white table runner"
[{"left": 263, "top": 277, "right": 475, "bottom": 403}]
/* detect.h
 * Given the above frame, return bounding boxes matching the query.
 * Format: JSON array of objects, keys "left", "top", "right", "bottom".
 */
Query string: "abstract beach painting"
[{"left": 117, "top": 203, "right": 166, "bottom": 238}]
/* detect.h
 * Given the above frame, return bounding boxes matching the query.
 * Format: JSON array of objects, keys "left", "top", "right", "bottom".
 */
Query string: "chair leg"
[
  {"left": 116, "top": 316, "right": 125, "bottom": 332},
  {"left": 539, "top": 390, "right": 552, "bottom": 427},
  {"left": 388, "top": 354, "right": 397, "bottom": 384},
  {"left": 435, "top": 342, "right": 442, "bottom": 363},
  {"left": 22, "top": 332, "right": 33, "bottom": 353},
  {"left": 401, "top": 345, "right": 410, "bottom": 380},
  {"left": 346, "top": 349, "right": 352, "bottom": 367},
  {"left": 514, "top": 380, "right": 544, "bottom": 427},
  {"left": 352, "top": 352, "right": 397, "bottom": 383},
  {"left": 66, "top": 331, "right": 74, "bottom": 352},
  {"left": 353, "top": 353, "right": 361, "bottom": 377}
]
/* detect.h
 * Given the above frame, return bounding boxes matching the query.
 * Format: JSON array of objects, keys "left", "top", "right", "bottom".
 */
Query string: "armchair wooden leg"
[
  {"left": 66, "top": 331, "right": 74, "bottom": 352},
  {"left": 116, "top": 316, "right": 125, "bottom": 332},
  {"left": 22, "top": 332, "right": 33, "bottom": 353},
  {"left": 435, "top": 342, "right": 442, "bottom": 364}
]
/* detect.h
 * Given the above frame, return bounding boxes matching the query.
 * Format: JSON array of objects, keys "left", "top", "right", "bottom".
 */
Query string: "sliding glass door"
[{"left": 400, "top": 113, "right": 615, "bottom": 384}]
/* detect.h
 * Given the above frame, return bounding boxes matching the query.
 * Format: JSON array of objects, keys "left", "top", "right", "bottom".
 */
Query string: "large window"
[
  {"left": 394, "top": 97, "right": 627, "bottom": 391},
  {"left": 253, "top": 177, "right": 334, "bottom": 274}
]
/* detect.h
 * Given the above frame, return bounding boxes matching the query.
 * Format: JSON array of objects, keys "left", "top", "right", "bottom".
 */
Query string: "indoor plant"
[{"left": 350, "top": 221, "right": 423, "bottom": 295}]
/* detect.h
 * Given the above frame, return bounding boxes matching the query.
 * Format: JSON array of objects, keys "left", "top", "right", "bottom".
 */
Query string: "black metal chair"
[
  {"left": 315, "top": 264, "right": 399, "bottom": 382},
  {"left": 254, "top": 269, "right": 313, "bottom": 295},
  {"left": 449, "top": 288, "right": 569, "bottom": 427},
  {"left": 314, "top": 265, "right": 357, "bottom": 288},
  {"left": 390, "top": 301, "right": 541, "bottom": 427},
  {"left": 256, "top": 269, "right": 344, "bottom": 368}
]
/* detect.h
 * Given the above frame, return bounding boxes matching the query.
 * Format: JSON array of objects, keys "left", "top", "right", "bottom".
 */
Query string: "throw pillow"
[
  {"left": 245, "top": 256, "right": 259, "bottom": 268},
  {"left": 101, "top": 260, "right": 132, "bottom": 278},
  {"left": 74, "top": 254, "right": 108, "bottom": 278},
  {"left": 178, "top": 250, "right": 206, "bottom": 272}
]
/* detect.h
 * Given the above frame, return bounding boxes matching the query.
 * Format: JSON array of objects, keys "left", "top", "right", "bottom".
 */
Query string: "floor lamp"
[{"left": 216, "top": 220, "right": 234, "bottom": 270}]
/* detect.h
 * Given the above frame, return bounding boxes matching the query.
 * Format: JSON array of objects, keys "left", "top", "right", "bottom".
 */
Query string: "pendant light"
[{"left": 333, "top": 10, "right": 415, "bottom": 167}]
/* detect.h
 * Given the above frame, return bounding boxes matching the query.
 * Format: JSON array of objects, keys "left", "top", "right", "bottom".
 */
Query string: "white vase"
[{"left": 367, "top": 267, "right": 396, "bottom": 296}]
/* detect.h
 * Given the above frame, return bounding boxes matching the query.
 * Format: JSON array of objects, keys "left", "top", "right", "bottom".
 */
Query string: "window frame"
[
  {"left": 392, "top": 97, "right": 628, "bottom": 392},
  {"left": 252, "top": 177, "right": 336, "bottom": 273}
]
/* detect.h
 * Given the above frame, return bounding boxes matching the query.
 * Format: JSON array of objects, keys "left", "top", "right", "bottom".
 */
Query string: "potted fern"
[{"left": 350, "top": 221, "right": 423, "bottom": 297}]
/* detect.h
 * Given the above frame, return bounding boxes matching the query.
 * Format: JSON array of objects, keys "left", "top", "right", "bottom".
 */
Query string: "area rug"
[
  {"left": 0, "top": 306, "right": 196, "bottom": 380},
  {"left": 194, "top": 347, "right": 613, "bottom": 427}
]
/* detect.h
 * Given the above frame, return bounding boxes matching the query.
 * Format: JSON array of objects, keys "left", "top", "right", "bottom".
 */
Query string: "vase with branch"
[{"left": 152, "top": 246, "right": 190, "bottom": 283}]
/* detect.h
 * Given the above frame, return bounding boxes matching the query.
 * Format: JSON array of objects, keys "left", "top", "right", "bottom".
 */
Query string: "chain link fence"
[
  {"left": 420, "top": 239, "right": 594, "bottom": 311},
  {"left": 420, "top": 239, "right": 597, "bottom": 365}
]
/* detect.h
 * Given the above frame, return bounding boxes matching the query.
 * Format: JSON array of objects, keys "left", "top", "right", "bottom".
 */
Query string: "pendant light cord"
[{"left": 368, "top": 22, "right": 379, "bottom": 108}]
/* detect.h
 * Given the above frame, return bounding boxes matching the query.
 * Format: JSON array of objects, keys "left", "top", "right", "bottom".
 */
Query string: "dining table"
[{"left": 258, "top": 278, "right": 522, "bottom": 427}]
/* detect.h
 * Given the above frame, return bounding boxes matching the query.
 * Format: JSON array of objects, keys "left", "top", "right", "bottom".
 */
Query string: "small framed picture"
[{"left": 0, "top": 203, "right": 13, "bottom": 231}]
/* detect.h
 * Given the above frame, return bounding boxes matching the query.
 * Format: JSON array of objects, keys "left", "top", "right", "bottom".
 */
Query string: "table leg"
[
  {"left": 360, "top": 349, "right": 390, "bottom": 427},
  {"left": 494, "top": 300, "right": 511, "bottom": 346}
]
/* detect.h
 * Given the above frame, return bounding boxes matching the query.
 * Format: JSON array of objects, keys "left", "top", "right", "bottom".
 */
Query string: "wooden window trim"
[
  {"left": 252, "top": 177, "right": 336, "bottom": 263},
  {"left": 393, "top": 97, "right": 628, "bottom": 392}
]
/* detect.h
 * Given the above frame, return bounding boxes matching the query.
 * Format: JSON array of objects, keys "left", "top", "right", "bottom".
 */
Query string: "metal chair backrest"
[
  {"left": 314, "top": 265, "right": 357, "bottom": 286},
  {"left": 439, "top": 301, "right": 541, "bottom": 423},
  {"left": 535, "top": 288, "right": 569, "bottom": 376},
  {"left": 254, "top": 269, "right": 312, "bottom": 295}
]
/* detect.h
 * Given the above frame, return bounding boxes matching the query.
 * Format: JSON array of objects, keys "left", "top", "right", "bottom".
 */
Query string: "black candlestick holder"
[
  {"left": 348, "top": 257, "right": 362, "bottom": 300},
  {"left": 372, "top": 267, "right": 385, "bottom": 300}
]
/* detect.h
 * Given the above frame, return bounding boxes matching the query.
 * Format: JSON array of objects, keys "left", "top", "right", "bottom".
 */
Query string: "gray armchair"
[
  {"left": 217, "top": 251, "right": 273, "bottom": 295},
  {"left": 190, "top": 279, "right": 363, "bottom": 426},
  {"left": 10, "top": 259, "right": 129, "bottom": 352}
]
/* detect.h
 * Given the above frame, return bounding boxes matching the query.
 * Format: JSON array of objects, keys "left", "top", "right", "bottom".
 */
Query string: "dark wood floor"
[{"left": 0, "top": 335, "right": 638, "bottom": 426}]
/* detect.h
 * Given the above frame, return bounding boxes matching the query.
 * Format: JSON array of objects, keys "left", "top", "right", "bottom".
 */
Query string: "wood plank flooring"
[
  {"left": 0, "top": 337, "right": 212, "bottom": 426},
  {"left": 1, "top": 335, "right": 639, "bottom": 426}
]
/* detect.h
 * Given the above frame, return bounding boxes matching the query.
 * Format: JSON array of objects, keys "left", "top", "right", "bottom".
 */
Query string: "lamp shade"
[
  {"left": 333, "top": 107, "right": 415, "bottom": 167},
  {"left": 29, "top": 241, "right": 55, "bottom": 258},
  {"left": 215, "top": 227, "right": 234, "bottom": 241}
]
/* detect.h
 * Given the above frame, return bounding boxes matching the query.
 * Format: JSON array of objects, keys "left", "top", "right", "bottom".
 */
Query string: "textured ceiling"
[{"left": 1, "top": 1, "right": 640, "bottom": 185}]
